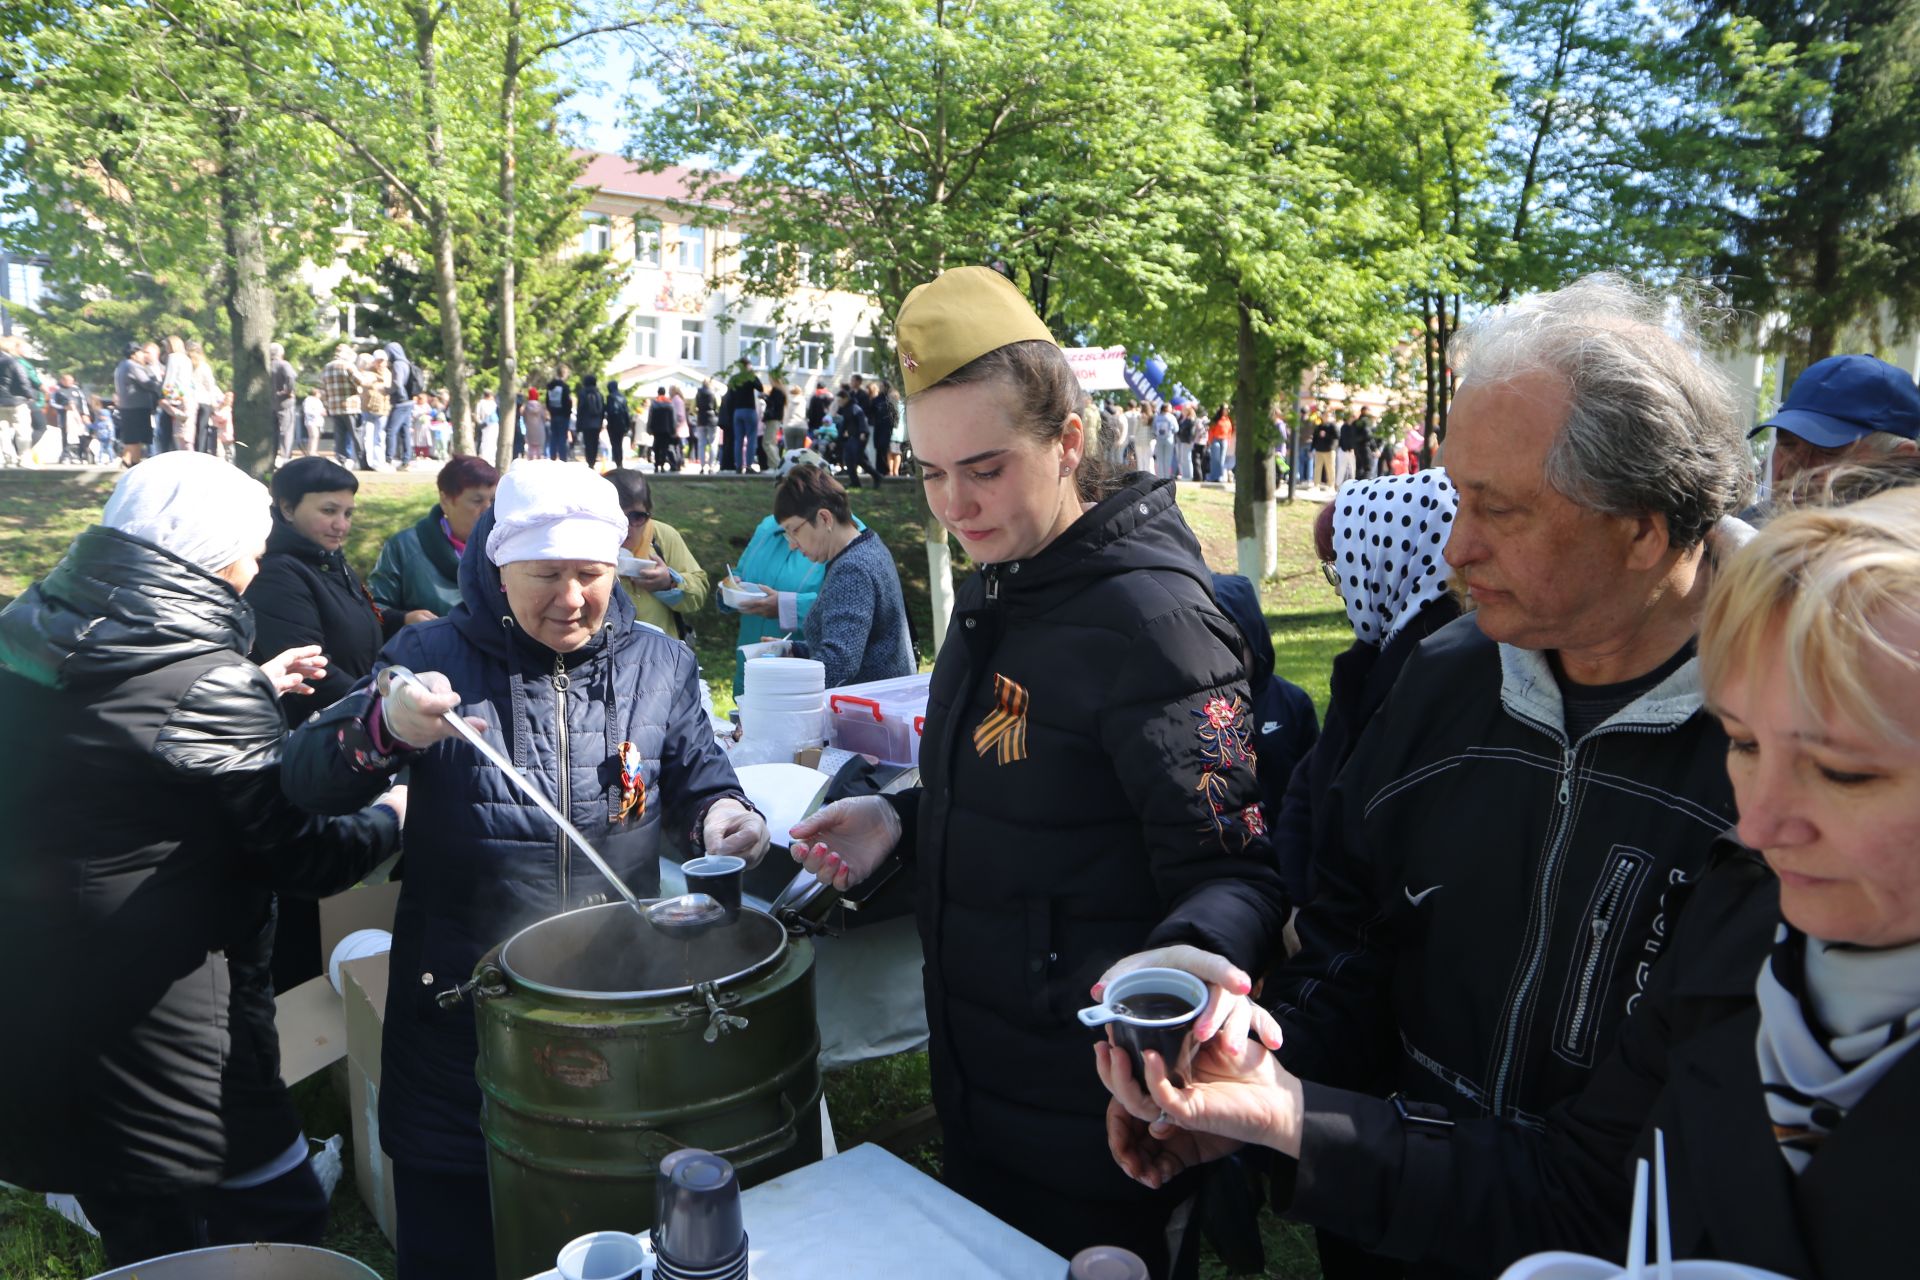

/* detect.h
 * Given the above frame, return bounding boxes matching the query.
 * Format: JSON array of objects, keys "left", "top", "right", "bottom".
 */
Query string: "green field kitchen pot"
[{"left": 467, "top": 900, "right": 824, "bottom": 1279}]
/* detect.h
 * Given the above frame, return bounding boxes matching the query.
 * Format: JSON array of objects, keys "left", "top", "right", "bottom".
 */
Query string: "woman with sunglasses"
[{"left": 606, "top": 470, "right": 709, "bottom": 639}]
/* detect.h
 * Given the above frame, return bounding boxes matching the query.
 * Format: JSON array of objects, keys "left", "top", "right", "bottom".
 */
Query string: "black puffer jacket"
[
  {"left": 1260, "top": 616, "right": 1735, "bottom": 1275},
  {"left": 1283, "top": 838, "right": 1911, "bottom": 1279},
  {"left": 281, "top": 510, "right": 751, "bottom": 1171},
  {"left": 0, "top": 528, "right": 400, "bottom": 1195},
  {"left": 246, "top": 516, "right": 395, "bottom": 724},
  {"left": 888, "top": 474, "right": 1290, "bottom": 1204}
]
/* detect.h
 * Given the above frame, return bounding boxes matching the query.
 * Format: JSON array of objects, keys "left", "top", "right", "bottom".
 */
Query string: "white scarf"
[
  {"left": 1754, "top": 921, "right": 1920, "bottom": 1173},
  {"left": 1329, "top": 469, "right": 1458, "bottom": 645}
]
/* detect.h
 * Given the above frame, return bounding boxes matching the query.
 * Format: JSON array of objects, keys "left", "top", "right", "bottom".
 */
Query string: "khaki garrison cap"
[{"left": 894, "top": 266, "right": 1057, "bottom": 397}]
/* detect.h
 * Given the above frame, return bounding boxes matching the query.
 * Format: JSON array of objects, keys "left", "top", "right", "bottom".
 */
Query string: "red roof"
[{"left": 571, "top": 151, "right": 734, "bottom": 210}]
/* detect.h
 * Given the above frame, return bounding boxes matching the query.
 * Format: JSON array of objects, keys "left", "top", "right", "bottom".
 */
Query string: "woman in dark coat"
[
  {"left": 281, "top": 460, "right": 769, "bottom": 1280},
  {"left": 247, "top": 456, "right": 396, "bottom": 723},
  {"left": 1100, "top": 483, "right": 1920, "bottom": 1280},
  {"left": 247, "top": 456, "right": 400, "bottom": 991},
  {"left": 0, "top": 453, "right": 404, "bottom": 1267},
  {"left": 788, "top": 268, "right": 1287, "bottom": 1275},
  {"left": 1272, "top": 470, "right": 1462, "bottom": 908}
]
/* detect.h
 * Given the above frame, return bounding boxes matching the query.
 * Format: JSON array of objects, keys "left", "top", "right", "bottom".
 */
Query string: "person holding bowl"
[
  {"left": 281, "top": 461, "right": 769, "bottom": 1280},
  {"left": 719, "top": 450, "right": 866, "bottom": 694},
  {"left": 774, "top": 462, "right": 913, "bottom": 689},
  {"left": 1098, "top": 478, "right": 1920, "bottom": 1279},
  {"left": 787, "top": 267, "right": 1286, "bottom": 1273}
]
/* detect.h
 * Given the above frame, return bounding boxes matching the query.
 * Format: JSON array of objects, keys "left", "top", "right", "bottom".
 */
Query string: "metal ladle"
[{"left": 376, "top": 664, "right": 647, "bottom": 917}]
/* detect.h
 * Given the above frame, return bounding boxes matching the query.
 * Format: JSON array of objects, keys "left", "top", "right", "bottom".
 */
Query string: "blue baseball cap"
[{"left": 1752, "top": 354, "right": 1920, "bottom": 447}]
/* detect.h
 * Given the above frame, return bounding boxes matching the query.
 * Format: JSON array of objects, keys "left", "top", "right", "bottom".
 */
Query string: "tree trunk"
[
  {"left": 413, "top": 2, "right": 472, "bottom": 453},
  {"left": 215, "top": 111, "right": 278, "bottom": 481},
  {"left": 1231, "top": 292, "right": 1277, "bottom": 581},
  {"left": 494, "top": 0, "right": 523, "bottom": 472}
]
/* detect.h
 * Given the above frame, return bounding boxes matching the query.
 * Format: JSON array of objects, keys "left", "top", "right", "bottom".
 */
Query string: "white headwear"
[
  {"left": 485, "top": 460, "right": 626, "bottom": 567},
  {"left": 100, "top": 452, "right": 272, "bottom": 575},
  {"left": 1330, "top": 469, "right": 1459, "bottom": 645}
]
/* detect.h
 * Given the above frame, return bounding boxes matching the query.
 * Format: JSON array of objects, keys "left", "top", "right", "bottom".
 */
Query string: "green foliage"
[
  {"left": 628, "top": 0, "right": 1209, "bottom": 350},
  {"left": 1632, "top": 0, "right": 1920, "bottom": 364},
  {"left": 344, "top": 133, "right": 632, "bottom": 391}
]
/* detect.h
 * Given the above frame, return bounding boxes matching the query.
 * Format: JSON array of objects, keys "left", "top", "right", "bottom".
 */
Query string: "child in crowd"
[
  {"left": 87, "top": 394, "right": 116, "bottom": 465},
  {"left": 301, "top": 386, "right": 326, "bottom": 457}
]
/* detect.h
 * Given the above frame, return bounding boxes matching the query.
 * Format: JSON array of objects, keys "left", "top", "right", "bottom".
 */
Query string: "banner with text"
[{"left": 1062, "top": 345, "right": 1129, "bottom": 391}]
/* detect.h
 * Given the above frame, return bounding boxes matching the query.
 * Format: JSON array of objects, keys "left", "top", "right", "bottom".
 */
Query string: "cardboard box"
[
  {"left": 341, "top": 950, "right": 398, "bottom": 1244},
  {"left": 269, "top": 877, "right": 403, "bottom": 1244},
  {"left": 274, "top": 877, "right": 401, "bottom": 1088}
]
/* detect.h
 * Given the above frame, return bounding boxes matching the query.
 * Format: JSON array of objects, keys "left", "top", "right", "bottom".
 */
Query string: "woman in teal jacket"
[{"left": 723, "top": 509, "right": 864, "bottom": 693}]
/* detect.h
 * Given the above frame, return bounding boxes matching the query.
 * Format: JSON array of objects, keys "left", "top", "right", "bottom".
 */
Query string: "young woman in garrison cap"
[{"left": 788, "top": 266, "right": 1286, "bottom": 1275}]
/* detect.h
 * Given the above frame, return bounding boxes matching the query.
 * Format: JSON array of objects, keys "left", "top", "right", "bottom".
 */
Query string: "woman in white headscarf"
[
  {"left": 0, "top": 452, "right": 407, "bottom": 1267},
  {"left": 280, "top": 460, "right": 769, "bottom": 1280},
  {"left": 1252, "top": 470, "right": 1465, "bottom": 908}
]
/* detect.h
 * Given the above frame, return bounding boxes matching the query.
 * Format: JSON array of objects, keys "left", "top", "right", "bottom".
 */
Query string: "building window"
[
  {"left": 581, "top": 212, "right": 611, "bottom": 254},
  {"left": 679, "top": 320, "right": 705, "bottom": 365},
  {"left": 634, "top": 217, "right": 662, "bottom": 268},
  {"left": 798, "top": 248, "right": 833, "bottom": 290},
  {"left": 740, "top": 325, "right": 776, "bottom": 369},
  {"left": 633, "top": 315, "right": 659, "bottom": 360},
  {"left": 851, "top": 336, "right": 879, "bottom": 377},
  {"left": 675, "top": 224, "right": 706, "bottom": 272},
  {"left": 796, "top": 328, "right": 831, "bottom": 374},
  {"left": 2, "top": 257, "right": 45, "bottom": 311}
]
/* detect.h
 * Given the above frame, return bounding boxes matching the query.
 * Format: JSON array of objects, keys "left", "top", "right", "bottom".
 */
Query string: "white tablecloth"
[{"left": 525, "top": 1144, "right": 1067, "bottom": 1279}]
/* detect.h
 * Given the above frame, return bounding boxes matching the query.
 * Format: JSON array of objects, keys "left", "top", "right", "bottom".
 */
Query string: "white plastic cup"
[{"left": 555, "top": 1230, "right": 649, "bottom": 1280}]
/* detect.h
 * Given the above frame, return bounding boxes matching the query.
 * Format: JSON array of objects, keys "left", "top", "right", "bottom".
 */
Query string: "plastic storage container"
[{"left": 826, "top": 673, "right": 931, "bottom": 765}]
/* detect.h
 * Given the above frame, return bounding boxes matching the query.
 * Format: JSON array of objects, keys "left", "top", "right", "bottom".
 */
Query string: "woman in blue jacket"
[{"left": 282, "top": 461, "right": 769, "bottom": 1280}]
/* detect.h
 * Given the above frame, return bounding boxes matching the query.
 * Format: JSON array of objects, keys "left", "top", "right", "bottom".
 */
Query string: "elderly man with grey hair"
[
  {"left": 1099, "top": 275, "right": 1755, "bottom": 1279},
  {"left": 269, "top": 342, "right": 299, "bottom": 459}
]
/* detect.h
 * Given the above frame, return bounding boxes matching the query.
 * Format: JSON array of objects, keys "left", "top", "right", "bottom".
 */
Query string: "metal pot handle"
[{"left": 437, "top": 945, "right": 508, "bottom": 1010}]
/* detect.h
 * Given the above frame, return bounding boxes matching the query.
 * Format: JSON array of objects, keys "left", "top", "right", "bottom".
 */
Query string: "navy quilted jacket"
[{"left": 282, "top": 509, "right": 748, "bottom": 1171}]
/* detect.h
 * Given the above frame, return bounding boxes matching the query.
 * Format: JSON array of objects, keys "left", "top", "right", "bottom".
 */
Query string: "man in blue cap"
[{"left": 1756, "top": 354, "right": 1920, "bottom": 494}]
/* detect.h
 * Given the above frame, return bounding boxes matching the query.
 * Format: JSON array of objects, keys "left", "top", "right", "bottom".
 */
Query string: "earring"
[{"left": 1060, "top": 464, "right": 1071, "bottom": 477}]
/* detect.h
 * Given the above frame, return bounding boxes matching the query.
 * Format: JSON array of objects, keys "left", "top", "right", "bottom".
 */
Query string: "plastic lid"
[{"left": 1069, "top": 1246, "right": 1149, "bottom": 1280}]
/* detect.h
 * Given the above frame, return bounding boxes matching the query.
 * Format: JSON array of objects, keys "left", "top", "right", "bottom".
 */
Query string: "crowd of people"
[
  {"left": 1, "top": 264, "right": 1917, "bottom": 1280},
  {"left": 503, "top": 360, "right": 909, "bottom": 488}
]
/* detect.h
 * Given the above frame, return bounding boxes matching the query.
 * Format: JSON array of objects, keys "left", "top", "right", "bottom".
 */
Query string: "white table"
[{"left": 525, "top": 1144, "right": 1067, "bottom": 1279}]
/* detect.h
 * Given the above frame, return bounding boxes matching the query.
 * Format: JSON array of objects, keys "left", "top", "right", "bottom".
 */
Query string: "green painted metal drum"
[{"left": 472, "top": 901, "right": 823, "bottom": 1280}]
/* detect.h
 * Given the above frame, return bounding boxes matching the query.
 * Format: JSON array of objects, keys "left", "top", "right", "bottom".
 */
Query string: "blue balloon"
[{"left": 1143, "top": 356, "right": 1169, "bottom": 388}]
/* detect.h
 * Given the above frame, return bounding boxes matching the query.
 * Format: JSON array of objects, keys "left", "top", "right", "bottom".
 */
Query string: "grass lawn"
[{"left": 0, "top": 468, "right": 1337, "bottom": 1279}]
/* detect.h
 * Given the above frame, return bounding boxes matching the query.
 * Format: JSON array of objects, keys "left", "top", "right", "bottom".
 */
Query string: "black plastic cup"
[
  {"left": 681, "top": 855, "right": 746, "bottom": 920},
  {"left": 652, "top": 1149, "right": 746, "bottom": 1272},
  {"left": 1077, "top": 967, "right": 1208, "bottom": 1087}
]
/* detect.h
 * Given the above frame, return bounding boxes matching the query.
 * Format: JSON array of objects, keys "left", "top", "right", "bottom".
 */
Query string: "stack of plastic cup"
[
  {"left": 652, "top": 1150, "right": 747, "bottom": 1280},
  {"left": 736, "top": 656, "right": 827, "bottom": 757}
]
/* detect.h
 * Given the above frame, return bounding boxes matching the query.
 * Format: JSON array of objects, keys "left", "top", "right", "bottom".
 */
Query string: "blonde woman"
[
  {"left": 188, "top": 341, "right": 221, "bottom": 454},
  {"left": 1100, "top": 480, "right": 1920, "bottom": 1279},
  {"left": 160, "top": 335, "right": 196, "bottom": 452}
]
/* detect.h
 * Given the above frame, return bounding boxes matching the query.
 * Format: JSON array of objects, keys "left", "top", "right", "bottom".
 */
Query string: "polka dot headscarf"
[{"left": 1331, "top": 469, "right": 1458, "bottom": 646}]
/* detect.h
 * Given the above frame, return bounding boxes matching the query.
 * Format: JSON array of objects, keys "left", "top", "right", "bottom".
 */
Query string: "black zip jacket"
[
  {"left": 0, "top": 528, "right": 399, "bottom": 1195},
  {"left": 886, "top": 474, "right": 1290, "bottom": 1205},
  {"left": 246, "top": 516, "right": 396, "bottom": 725},
  {"left": 1283, "top": 838, "right": 1910, "bottom": 1279},
  {"left": 1261, "top": 616, "right": 1735, "bottom": 1274}
]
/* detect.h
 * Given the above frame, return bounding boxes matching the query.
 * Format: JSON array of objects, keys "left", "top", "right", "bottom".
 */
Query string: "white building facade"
[{"left": 572, "top": 152, "right": 886, "bottom": 400}]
